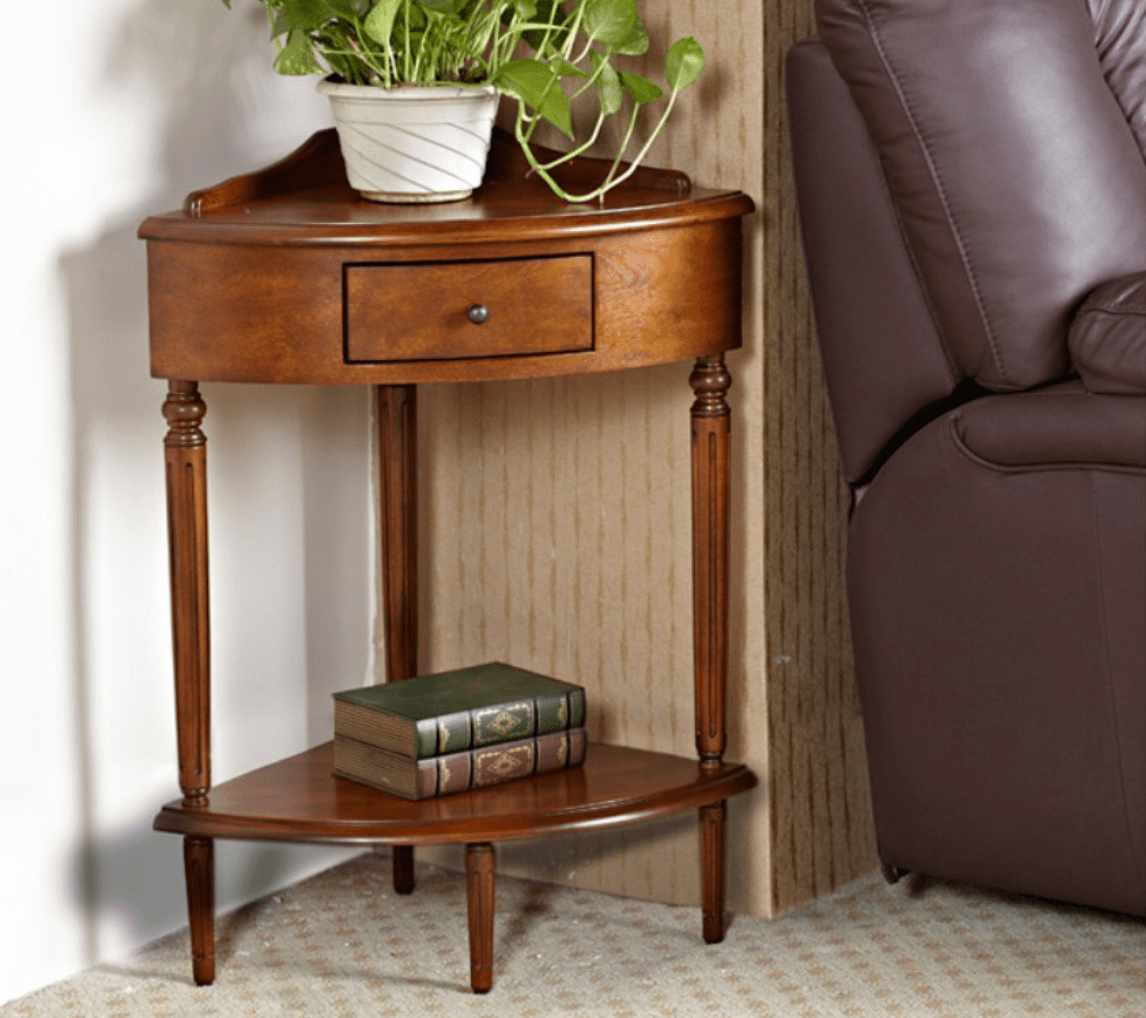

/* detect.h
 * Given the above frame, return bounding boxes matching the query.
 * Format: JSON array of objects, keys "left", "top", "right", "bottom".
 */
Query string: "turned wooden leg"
[
  {"left": 690, "top": 356, "right": 731, "bottom": 768},
  {"left": 164, "top": 382, "right": 216, "bottom": 984},
  {"left": 690, "top": 356, "right": 732, "bottom": 942},
  {"left": 184, "top": 836, "right": 216, "bottom": 985},
  {"left": 391, "top": 845, "right": 416, "bottom": 896},
  {"left": 377, "top": 385, "right": 419, "bottom": 894},
  {"left": 377, "top": 384, "right": 419, "bottom": 688},
  {"left": 163, "top": 381, "right": 211, "bottom": 805},
  {"left": 465, "top": 843, "right": 496, "bottom": 993},
  {"left": 700, "top": 801, "right": 728, "bottom": 943}
]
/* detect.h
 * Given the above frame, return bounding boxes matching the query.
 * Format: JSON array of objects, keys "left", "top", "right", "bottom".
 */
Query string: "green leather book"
[
  {"left": 333, "top": 728, "right": 588, "bottom": 800},
  {"left": 332, "top": 661, "right": 586, "bottom": 759}
]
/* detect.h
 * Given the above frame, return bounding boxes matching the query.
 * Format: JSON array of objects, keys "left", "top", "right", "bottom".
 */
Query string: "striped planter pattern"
[{"left": 318, "top": 81, "right": 500, "bottom": 203}]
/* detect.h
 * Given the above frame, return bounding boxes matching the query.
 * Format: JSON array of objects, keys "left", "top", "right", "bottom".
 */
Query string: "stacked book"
[{"left": 332, "top": 661, "right": 587, "bottom": 800}]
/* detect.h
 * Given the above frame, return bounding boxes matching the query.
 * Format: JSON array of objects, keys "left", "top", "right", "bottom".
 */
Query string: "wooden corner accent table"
[{"left": 140, "top": 130, "right": 757, "bottom": 994}]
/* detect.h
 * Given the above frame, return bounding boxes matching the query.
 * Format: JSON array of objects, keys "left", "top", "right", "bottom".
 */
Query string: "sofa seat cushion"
[
  {"left": 848, "top": 405, "right": 1146, "bottom": 916},
  {"left": 1069, "top": 273, "right": 1146, "bottom": 395},
  {"left": 953, "top": 381, "right": 1146, "bottom": 470}
]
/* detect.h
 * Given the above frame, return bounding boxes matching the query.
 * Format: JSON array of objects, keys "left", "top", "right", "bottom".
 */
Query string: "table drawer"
[{"left": 345, "top": 255, "right": 593, "bottom": 363}]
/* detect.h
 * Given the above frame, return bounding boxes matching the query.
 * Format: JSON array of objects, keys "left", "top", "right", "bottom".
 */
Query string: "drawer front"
[{"left": 345, "top": 255, "right": 593, "bottom": 363}]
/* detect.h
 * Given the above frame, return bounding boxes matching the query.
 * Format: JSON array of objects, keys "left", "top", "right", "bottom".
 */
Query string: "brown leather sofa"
[{"left": 787, "top": 0, "right": 1145, "bottom": 916}]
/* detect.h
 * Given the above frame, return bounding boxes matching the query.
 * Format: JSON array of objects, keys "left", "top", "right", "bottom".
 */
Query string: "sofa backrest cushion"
[
  {"left": 815, "top": 0, "right": 1146, "bottom": 392},
  {"left": 1092, "top": 0, "right": 1146, "bottom": 158}
]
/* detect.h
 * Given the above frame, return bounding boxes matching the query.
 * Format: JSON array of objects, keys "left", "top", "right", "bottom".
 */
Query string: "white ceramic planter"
[{"left": 318, "top": 80, "right": 500, "bottom": 203}]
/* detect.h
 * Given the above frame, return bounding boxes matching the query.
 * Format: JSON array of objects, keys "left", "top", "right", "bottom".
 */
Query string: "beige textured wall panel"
[
  {"left": 381, "top": 0, "right": 877, "bottom": 919},
  {"left": 760, "top": 0, "right": 877, "bottom": 914},
  {"left": 414, "top": 365, "right": 718, "bottom": 907}
]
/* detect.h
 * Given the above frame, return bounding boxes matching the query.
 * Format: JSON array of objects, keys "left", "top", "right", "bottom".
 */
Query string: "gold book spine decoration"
[
  {"left": 332, "top": 661, "right": 586, "bottom": 759},
  {"left": 333, "top": 729, "right": 588, "bottom": 800}
]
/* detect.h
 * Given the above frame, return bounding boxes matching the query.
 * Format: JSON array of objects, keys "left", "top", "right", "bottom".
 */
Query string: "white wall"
[{"left": 0, "top": 1, "right": 371, "bottom": 1004}]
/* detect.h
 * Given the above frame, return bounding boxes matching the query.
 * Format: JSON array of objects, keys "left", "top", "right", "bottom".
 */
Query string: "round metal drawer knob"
[{"left": 466, "top": 303, "right": 489, "bottom": 325}]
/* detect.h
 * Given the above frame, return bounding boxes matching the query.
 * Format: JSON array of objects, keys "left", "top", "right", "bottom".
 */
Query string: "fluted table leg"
[
  {"left": 163, "top": 380, "right": 215, "bottom": 982},
  {"left": 690, "top": 355, "right": 732, "bottom": 944},
  {"left": 378, "top": 384, "right": 419, "bottom": 895}
]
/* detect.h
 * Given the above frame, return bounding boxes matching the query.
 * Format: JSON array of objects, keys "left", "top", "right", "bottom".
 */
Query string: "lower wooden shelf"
[{"left": 153, "top": 741, "right": 757, "bottom": 846}]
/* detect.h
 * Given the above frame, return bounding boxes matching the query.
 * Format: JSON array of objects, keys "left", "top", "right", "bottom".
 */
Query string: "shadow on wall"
[{"left": 60, "top": 0, "right": 367, "bottom": 959}]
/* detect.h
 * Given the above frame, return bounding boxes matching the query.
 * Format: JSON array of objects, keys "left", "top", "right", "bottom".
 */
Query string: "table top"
[{"left": 139, "top": 129, "right": 754, "bottom": 247}]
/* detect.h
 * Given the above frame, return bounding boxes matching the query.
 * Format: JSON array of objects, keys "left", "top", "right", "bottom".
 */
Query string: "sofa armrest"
[
  {"left": 953, "top": 381, "right": 1145, "bottom": 470},
  {"left": 1069, "top": 273, "right": 1146, "bottom": 395}
]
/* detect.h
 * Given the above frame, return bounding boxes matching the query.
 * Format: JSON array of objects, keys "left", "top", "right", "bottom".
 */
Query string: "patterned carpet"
[{"left": 5, "top": 852, "right": 1143, "bottom": 1017}]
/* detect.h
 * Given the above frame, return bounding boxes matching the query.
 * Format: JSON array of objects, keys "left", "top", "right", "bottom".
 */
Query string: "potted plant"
[{"left": 221, "top": 0, "right": 705, "bottom": 203}]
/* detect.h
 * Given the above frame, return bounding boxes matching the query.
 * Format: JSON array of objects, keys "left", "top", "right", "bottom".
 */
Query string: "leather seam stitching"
[
  {"left": 855, "top": 0, "right": 1009, "bottom": 385},
  {"left": 877, "top": 162, "right": 962, "bottom": 388},
  {"left": 837, "top": 38, "right": 961, "bottom": 387}
]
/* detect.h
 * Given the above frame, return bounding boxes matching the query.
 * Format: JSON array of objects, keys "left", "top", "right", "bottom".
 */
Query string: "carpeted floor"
[{"left": 5, "top": 852, "right": 1143, "bottom": 1017}]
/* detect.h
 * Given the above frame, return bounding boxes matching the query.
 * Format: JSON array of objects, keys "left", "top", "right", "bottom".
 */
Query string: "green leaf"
[
  {"left": 614, "top": 19, "right": 648, "bottom": 56},
  {"left": 619, "top": 70, "right": 661, "bottom": 104},
  {"left": 326, "top": 0, "right": 360, "bottom": 17},
  {"left": 552, "top": 57, "right": 589, "bottom": 79},
  {"left": 363, "top": 0, "right": 402, "bottom": 44},
  {"left": 272, "top": 0, "right": 336, "bottom": 38},
  {"left": 417, "top": 0, "right": 467, "bottom": 14},
  {"left": 581, "top": 0, "right": 637, "bottom": 48},
  {"left": 664, "top": 36, "right": 705, "bottom": 92},
  {"left": 589, "top": 50, "right": 622, "bottom": 116},
  {"left": 493, "top": 59, "right": 573, "bottom": 137},
  {"left": 273, "top": 30, "right": 324, "bottom": 74}
]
